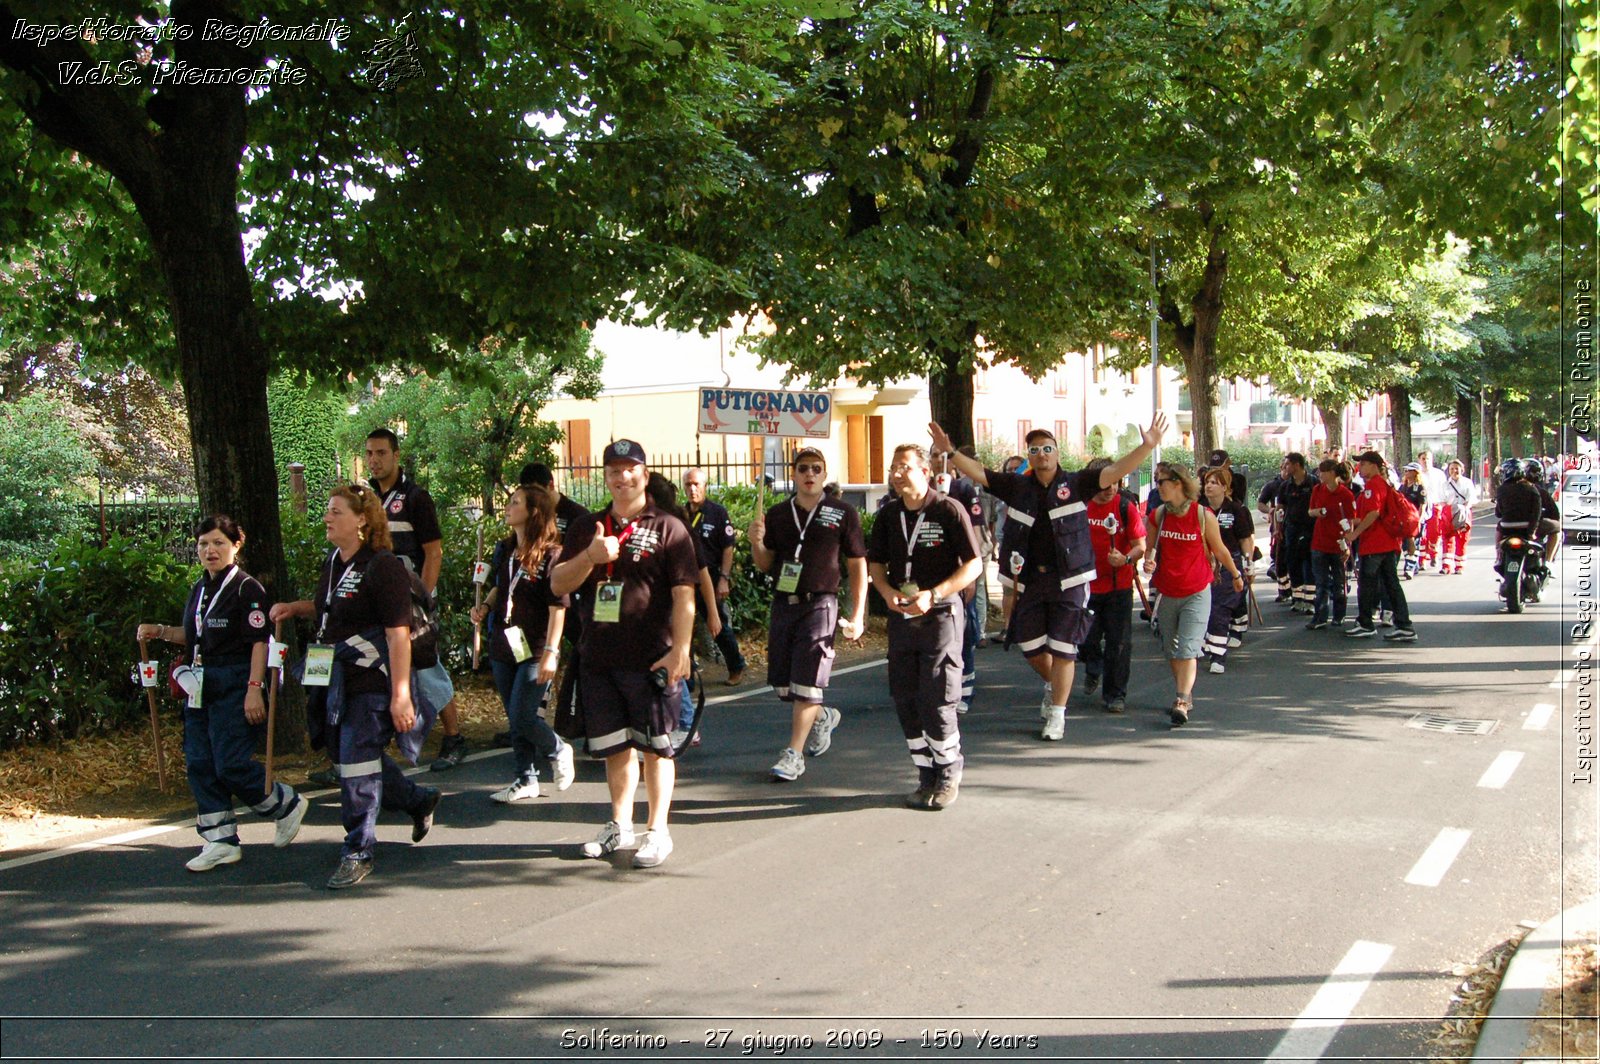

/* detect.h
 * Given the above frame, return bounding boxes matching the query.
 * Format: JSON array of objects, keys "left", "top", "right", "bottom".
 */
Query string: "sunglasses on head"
[
  {"left": 1027, "top": 444, "right": 1057, "bottom": 456},
  {"left": 795, "top": 463, "right": 824, "bottom": 474}
]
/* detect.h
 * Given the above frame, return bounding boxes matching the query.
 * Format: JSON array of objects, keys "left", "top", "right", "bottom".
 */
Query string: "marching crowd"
[{"left": 136, "top": 419, "right": 1562, "bottom": 887}]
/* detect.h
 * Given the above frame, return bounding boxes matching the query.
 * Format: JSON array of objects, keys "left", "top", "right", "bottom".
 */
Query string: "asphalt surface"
[{"left": 2, "top": 536, "right": 1594, "bottom": 1063}]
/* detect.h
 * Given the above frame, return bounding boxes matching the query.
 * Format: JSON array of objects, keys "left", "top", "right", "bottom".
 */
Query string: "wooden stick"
[
  {"left": 472, "top": 520, "right": 484, "bottom": 670},
  {"left": 1247, "top": 580, "right": 1264, "bottom": 626},
  {"left": 1132, "top": 568, "right": 1151, "bottom": 614},
  {"left": 137, "top": 637, "right": 168, "bottom": 791},
  {"left": 265, "top": 620, "right": 283, "bottom": 791}
]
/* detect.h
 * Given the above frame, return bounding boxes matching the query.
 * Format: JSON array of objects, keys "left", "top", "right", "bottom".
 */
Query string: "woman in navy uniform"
[
  {"left": 137, "top": 515, "right": 306, "bottom": 872},
  {"left": 270, "top": 484, "right": 441, "bottom": 889}
]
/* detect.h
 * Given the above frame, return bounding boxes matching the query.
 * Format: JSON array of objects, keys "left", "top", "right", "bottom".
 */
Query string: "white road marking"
[
  {"left": 1548, "top": 671, "right": 1572, "bottom": 689},
  {"left": 1524, "top": 703, "right": 1555, "bottom": 730},
  {"left": 1476, "top": 751, "right": 1525, "bottom": 790},
  {"left": 1265, "top": 939, "right": 1395, "bottom": 1061},
  {"left": 1404, "top": 827, "right": 1472, "bottom": 887},
  {"left": 0, "top": 824, "right": 174, "bottom": 873}
]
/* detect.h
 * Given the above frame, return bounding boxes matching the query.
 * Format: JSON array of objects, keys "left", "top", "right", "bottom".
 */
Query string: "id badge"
[
  {"left": 777, "top": 561, "right": 804, "bottom": 594},
  {"left": 593, "top": 581, "right": 624, "bottom": 623},
  {"left": 505, "top": 626, "right": 533, "bottom": 663},
  {"left": 303, "top": 644, "right": 335, "bottom": 687},
  {"left": 187, "top": 667, "right": 204, "bottom": 709}
]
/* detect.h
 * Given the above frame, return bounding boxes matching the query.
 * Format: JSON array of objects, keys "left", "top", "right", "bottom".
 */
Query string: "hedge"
[{"left": 0, "top": 537, "right": 193, "bottom": 748}]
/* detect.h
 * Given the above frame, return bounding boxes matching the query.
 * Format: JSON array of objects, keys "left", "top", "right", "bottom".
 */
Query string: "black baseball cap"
[{"left": 603, "top": 439, "right": 647, "bottom": 465}]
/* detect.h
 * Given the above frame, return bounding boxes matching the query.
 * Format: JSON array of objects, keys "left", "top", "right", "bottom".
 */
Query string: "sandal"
[{"left": 1170, "top": 695, "right": 1192, "bottom": 727}]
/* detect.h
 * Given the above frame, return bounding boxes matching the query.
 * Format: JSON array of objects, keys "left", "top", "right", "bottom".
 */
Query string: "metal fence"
[
  {"left": 81, "top": 493, "right": 203, "bottom": 561},
  {"left": 553, "top": 450, "right": 805, "bottom": 510}
]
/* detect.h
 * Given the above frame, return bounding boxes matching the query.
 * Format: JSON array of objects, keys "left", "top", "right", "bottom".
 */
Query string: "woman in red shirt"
[
  {"left": 1142, "top": 465, "right": 1245, "bottom": 725},
  {"left": 1306, "top": 459, "right": 1356, "bottom": 628}
]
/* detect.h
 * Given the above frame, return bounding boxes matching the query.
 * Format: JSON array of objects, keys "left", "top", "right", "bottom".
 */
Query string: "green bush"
[
  {"left": 0, "top": 537, "right": 194, "bottom": 747},
  {"left": 0, "top": 396, "right": 95, "bottom": 561}
]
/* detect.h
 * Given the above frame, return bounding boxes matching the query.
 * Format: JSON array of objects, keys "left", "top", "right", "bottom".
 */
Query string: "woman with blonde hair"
[
  {"left": 1142, "top": 464, "right": 1245, "bottom": 725},
  {"left": 270, "top": 483, "right": 441, "bottom": 889},
  {"left": 471, "top": 483, "right": 575, "bottom": 802}
]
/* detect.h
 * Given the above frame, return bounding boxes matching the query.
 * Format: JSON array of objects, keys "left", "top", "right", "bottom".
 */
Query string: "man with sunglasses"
[
  {"left": 749, "top": 448, "right": 868, "bottom": 781},
  {"left": 930, "top": 414, "right": 1169, "bottom": 741}
]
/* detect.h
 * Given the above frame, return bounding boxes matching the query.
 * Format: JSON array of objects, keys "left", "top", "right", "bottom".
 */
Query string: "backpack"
[
  {"left": 406, "top": 569, "right": 440, "bottom": 670},
  {"left": 1378, "top": 485, "right": 1420, "bottom": 540}
]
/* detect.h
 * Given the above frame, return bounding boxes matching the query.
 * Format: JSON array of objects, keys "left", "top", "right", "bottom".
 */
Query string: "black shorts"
[
  {"left": 767, "top": 595, "right": 838, "bottom": 703},
  {"left": 1010, "top": 577, "right": 1093, "bottom": 660},
  {"left": 579, "top": 663, "right": 680, "bottom": 759}
]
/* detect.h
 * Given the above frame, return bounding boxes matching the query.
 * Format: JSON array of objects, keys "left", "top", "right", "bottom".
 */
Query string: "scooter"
[{"left": 1495, "top": 533, "right": 1547, "bottom": 613}]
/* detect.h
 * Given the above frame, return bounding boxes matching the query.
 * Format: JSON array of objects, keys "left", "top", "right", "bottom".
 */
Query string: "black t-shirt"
[
  {"left": 1207, "top": 499, "right": 1255, "bottom": 558},
  {"left": 1278, "top": 474, "right": 1315, "bottom": 526},
  {"left": 487, "top": 535, "right": 567, "bottom": 664},
  {"left": 984, "top": 467, "right": 1102, "bottom": 570},
  {"left": 183, "top": 564, "right": 271, "bottom": 665},
  {"left": 868, "top": 491, "right": 981, "bottom": 594},
  {"left": 314, "top": 545, "right": 412, "bottom": 696},
  {"left": 370, "top": 472, "right": 443, "bottom": 574},
  {"left": 554, "top": 493, "right": 589, "bottom": 539},
  {"left": 688, "top": 500, "right": 737, "bottom": 574},
  {"left": 762, "top": 495, "right": 867, "bottom": 595},
  {"left": 560, "top": 503, "right": 700, "bottom": 669},
  {"left": 1258, "top": 475, "right": 1284, "bottom": 509}
]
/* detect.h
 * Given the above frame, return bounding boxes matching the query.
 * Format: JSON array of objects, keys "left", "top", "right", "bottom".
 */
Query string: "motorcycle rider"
[
  {"left": 1493, "top": 459, "right": 1546, "bottom": 600},
  {"left": 1524, "top": 459, "right": 1562, "bottom": 569}
]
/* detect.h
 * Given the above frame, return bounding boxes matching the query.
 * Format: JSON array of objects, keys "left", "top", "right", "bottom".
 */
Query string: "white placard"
[{"left": 698, "top": 388, "right": 832, "bottom": 439}]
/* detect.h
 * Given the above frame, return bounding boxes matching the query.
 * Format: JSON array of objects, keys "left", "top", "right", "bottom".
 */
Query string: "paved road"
[{"left": 2, "top": 538, "right": 1594, "bottom": 1063}]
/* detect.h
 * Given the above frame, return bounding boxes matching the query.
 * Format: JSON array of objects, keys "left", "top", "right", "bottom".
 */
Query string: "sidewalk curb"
[{"left": 1471, "top": 896, "right": 1598, "bottom": 1063}]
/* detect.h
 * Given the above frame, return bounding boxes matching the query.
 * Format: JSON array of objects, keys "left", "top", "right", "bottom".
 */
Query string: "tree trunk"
[
  {"left": 1386, "top": 383, "right": 1413, "bottom": 465},
  {"left": 1484, "top": 389, "right": 1501, "bottom": 494},
  {"left": 1315, "top": 399, "right": 1345, "bottom": 452},
  {"left": 1504, "top": 409, "right": 1525, "bottom": 458},
  {"left": 1158, "top": 206, "right": 1228, "bottom": 462},
  {"left": 1455, "top": 392, "right": 1473, "bottom": 472},
  {"left": 926, "top": 330, "right": 978, "bottom": 450},
  {"left": 1530, "top": 416, "right": 1546, "bottom": 458}
]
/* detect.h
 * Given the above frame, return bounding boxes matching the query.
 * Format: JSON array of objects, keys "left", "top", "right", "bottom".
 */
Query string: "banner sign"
[{"left": 699, "top": 388, "right": 832, "bottom": 439}]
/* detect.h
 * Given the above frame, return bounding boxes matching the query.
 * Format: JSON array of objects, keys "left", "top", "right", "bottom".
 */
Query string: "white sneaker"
[
  {"left": 273, "top": 796, "right": 307, "bottom": 848},
  {"left": 1041, "top": 707, "right": 1065, "bottom": 741},
  {"left": 804, "top": 706, "right": 841, "bottom": 757},
  {"left": 956, "top": 700, "right": 970, "bottom": 714},
  {"left": 581, "top": 820, "right": 635, "bottom": 857},
  {"left": 631, "top": 830, "right": 674, "bottom": 868},
  {"left": 1208, "top": 659, "right": 1225, "bottom": 674},
  {"left": 1227, "top": 636, "right": 1243, "bottom": 648},
  {"left": 551, "top": 744, "right": 575, "bottom": 791},
  {"left": 491, "top": 779, "right": 539, "bottom": 803},
  {"left": 771, "top": 747, "right": 806, "bottom": 781},
  {"left": 185, "top": 840, "right": 241, "bottom": 872}
]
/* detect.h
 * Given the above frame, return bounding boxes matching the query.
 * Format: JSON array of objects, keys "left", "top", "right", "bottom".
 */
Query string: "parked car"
[{"left": 1560, "top": 469, "right": 1599, "bottom": 545}]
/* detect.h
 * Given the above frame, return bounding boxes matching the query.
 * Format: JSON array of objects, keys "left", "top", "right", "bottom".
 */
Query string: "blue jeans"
[
  {"left": 490, "top": 658, "right": 564, "bottom": 784},
  {"left": 1311, "top": 551, "right": 1347, "bottom": 624},
  {"left": 961, "top": 593, "right": 980, "bottom": 708}
]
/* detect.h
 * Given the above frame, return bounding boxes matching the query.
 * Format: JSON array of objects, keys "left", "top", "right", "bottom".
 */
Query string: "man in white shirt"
[{"left": 1416, "top": 451, "right": 1450, "bottom": 570}]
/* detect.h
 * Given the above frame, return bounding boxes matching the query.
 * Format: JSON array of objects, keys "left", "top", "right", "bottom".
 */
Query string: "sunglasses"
[
  {"left": 1158, "top": 477, "right": 1179, "bottom": 485},
  {"left": 1027, "top": 444, "right": 1057, "bottom": 456},
  {"left": 795, "top": 463, "right": 825, "bottom": 474}
]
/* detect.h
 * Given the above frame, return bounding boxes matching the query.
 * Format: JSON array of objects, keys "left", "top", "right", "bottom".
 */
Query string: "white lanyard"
[
  {"left": 899, "top": 506, "right": 929, "bottom": 584},
  {"left": 193, "top": 566, "right": 241, "bottom": 657},
  {"left": 789, "top": 498, "right": 821, "bottom": 561},
  {"left": 319, "top": 551, "right": 358, "bottom": 640},
  {"left": 504, "top": 550, "right": 528, "bottom": 626},
  {"left": 379, "top": 476, "right": 402, "bottom": 513}
]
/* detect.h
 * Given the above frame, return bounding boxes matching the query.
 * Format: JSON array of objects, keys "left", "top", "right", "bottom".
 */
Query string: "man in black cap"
[{"left": 552, "top": 439, "right": 699, "bottom": 868}]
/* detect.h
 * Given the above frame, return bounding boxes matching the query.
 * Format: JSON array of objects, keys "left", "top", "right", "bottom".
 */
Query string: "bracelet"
[
  {"left": 543, "top": 645, "right": 561, "bottom": 654},
  {"left": 247, "top": 680, "right": 264, "bottom": 689}
]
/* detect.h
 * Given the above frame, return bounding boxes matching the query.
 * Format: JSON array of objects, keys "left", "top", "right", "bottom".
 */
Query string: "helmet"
[
  {"left": 1523, "top": 459, "right": 1545, "bottom": 482},
  {"left": 1498, "top": 458, "right": 1524, "bottom": 483}
]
